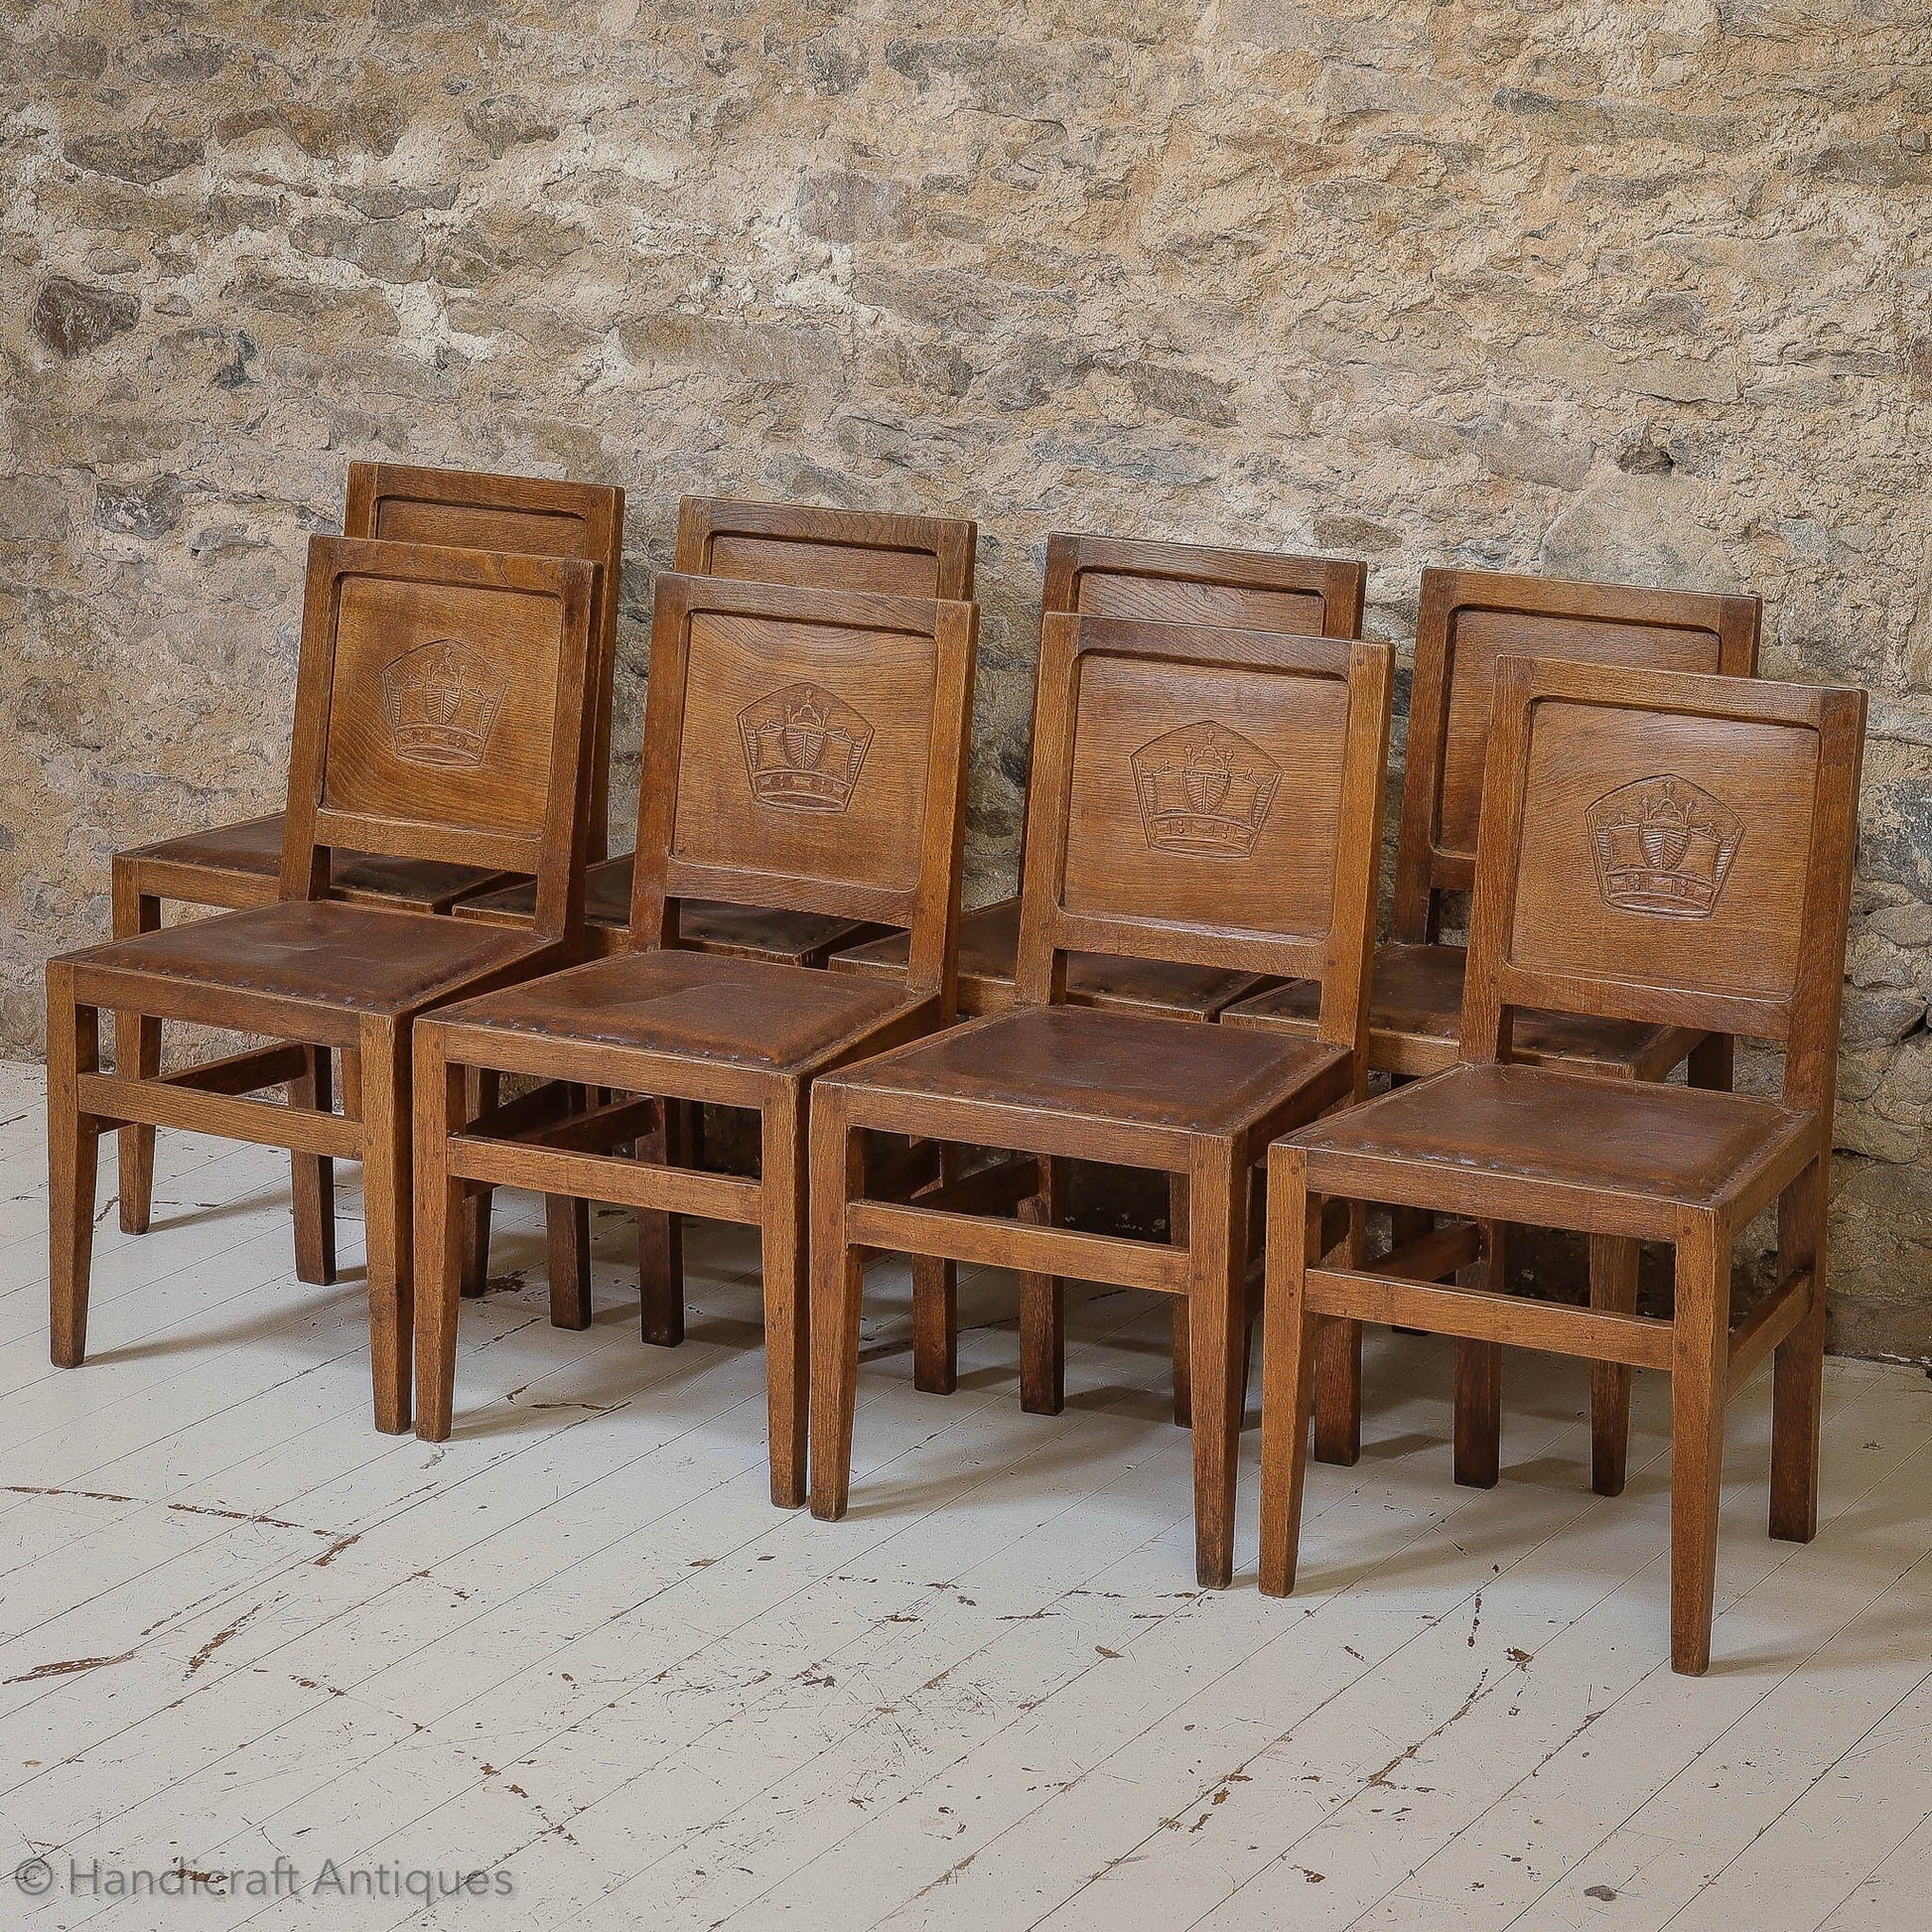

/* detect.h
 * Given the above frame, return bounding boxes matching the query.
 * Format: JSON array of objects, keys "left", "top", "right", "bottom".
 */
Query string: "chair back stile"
[
  {"left": 1458, "top": 655, "right": 1866, "bottom": 1115},
  {"left": 627, "top": 574, "right": 979, "bottom": 1005},
  {"left": 1011, "top": 615, "right": 1393, "bottom": 1062},
  {"left": 278, "top": 535, "right": 601, "bottom": 948}
]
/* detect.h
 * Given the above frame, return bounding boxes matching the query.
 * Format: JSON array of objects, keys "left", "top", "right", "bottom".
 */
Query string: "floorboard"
[{"left": 0, "top": 1062, "right": 1923, "bottom": 1931}]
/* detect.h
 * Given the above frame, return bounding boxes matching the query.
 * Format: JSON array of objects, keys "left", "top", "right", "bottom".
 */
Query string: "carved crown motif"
[
  {"left": 1131, "top": 720, "right": 1280, "bottom": 860},
  {"left": 738, "top": 681, "right": 874, "bottom": 813},
  {"left": 379, "top": 638, "right": 504, "bottom": 770},
  {"left": 1587, "top": 773, "right": 1743, "bottom": 919}
]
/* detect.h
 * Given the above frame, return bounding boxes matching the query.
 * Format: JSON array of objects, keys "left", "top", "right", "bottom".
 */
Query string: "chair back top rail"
[
  {"left": 345, "top": 462, "right": 623, "bottom": 858},
  {"left": 282, "top": 533, "right": 601, "bottom": 944},
  {"left": 674, "top": 495, "right": 977, "bottom": 604},
  {"left": 1461, "top": 654, "right": 1864, "bottom": 1114},
  {"left": 1013, "top": 614, "right": 1393, "bottom": 1052},
  {"left": 630, "top": 573, "right": 978, "bottom": 1002},
  {"left": 1396, "top": 566, "right": 1761, "bottom": 939},
  {"left": 1041, "top": 532, "right": 1366, "bottom": 640}
]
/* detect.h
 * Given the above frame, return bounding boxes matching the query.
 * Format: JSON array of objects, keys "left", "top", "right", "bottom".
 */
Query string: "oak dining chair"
[
  {"left": 829, "top": 532, "right": 1368, "bottom": 1414},
  {"left": 49, "top": 535, "right": 602, "bottom": 1431},
  {"left": 110, "top": 464, "right": 623, "bottom": 1292},
  {"left": 410, "top": 572, "right": 979, "bottom": 1512},
  {"left": 448, "top": 494, "right": 978, "bottom": 1318},
  {"left": 1222, "top": 567, "right": 1760, "bottom": 1491},
  {"left": 1258, "top": 655, "right": 1863, "bottom": 1672},
  {"left": 809, "top": 614, "right": 1393, "bottom": 1587}
]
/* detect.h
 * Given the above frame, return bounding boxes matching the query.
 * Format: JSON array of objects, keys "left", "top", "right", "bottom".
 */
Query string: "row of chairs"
[{"left": 48, "top": 465, "right": 1863, "bottom": 1674}]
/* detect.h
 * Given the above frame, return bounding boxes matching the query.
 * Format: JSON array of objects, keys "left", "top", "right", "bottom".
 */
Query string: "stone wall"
[{"left": 3, "top": 1, "right": 1928, "bottom": 1353}]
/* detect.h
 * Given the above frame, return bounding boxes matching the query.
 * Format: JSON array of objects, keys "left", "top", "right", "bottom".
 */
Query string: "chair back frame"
[
  {"left": 1395, "top": 568, "right": 1761, "bottom": 942},
  {"left": 629, "top": 573, "right": 979, "bottom": 1003},
  {"left": 1461, "top": 655, "right": 1864, "bottom": 1116},
  {"left": 280, "top": 535, "right": 600, "bottom": 945},
  {"left": 345, "top": 462, "right": 624, "bottom": 860},
  {"left": 1013, "top": 614, "right": 1393, "bottom": 1051},
  {"left": 674, "top": 496, "right": 976, "bottom": 603}
]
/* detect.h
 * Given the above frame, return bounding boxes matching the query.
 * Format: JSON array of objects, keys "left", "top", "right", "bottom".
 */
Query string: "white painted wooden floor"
[{"left": 0, "top": 1058, "right": 1927, "bottom": 1931}]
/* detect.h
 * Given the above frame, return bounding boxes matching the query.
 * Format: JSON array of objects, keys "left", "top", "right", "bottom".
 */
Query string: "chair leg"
[
  {"left": 289, "top": 1045, "right": 338, "bottom": 1288},
  {"left": 546, "top": 1195, "right": 593, "bottom": 1328},
  {"left": 1170, "top": 1171, "right": 1191, "bottom": 1427},
  {"left": 1669, "top": 1209, "right": 1732, "bottom": 1675},
  {"left": 1311, "top": 1200, "right": 1363, "bottom": 1464},
  {"left": 911, "top": 1140, "right": 958, "bottom": 1395},
  {"left": 48, "top": 968, "right": 101, "bottom": 1369},
  {"left": 761, "top": 1085, "right": 811, "bottom": 1509},
  {"left": 1589, "top": 1234, "right": 1641, "bottom": 1496},
  {"left": 1186, "top": 1139, "right": 1248, "bottom": 1589},
  {"left": 1388, "top": 1204, "right": 1431, "bottom": 1333},
  {"left": 539, "top": 1082, "right": 593, "bottom": 1329},
  {"left": 1688, "top": 1032, "right": 1734, "bottom": 1092},
  {"left": 360, "top": 1018, "right": 413, "bottom": 1436},
  {"left": 1176, "top": 1171, "right": 1266, "bottom": 1427},
  {"left": 1770, "top": 1153, "right": 1828, "bottom": 1544},
  {"left": 1311, "top": 1316, "right": 1362, "bottom": 1463},
  {"left": 1452, "top": 1222, "right": 1506, "bottom": 1489},
  {"left": 412, "top": 1037, "right": 468, "bottom": 1444},
  {"left": 459, "top": 1066, "right": 495, "bottom": 1299},
  {"left": 808, "top": 1089, "right": 867, "bottom": 1521},
  {"left": 110, "top": 877, "right": 159, "bottom": 1236},
  {"left": 637, "top": 1096, "right": 685, "bottom": 1347},
  {"left": 1018, "top": 1156, "right": 1065, "bottom": 1417},
  {"left": 1259, "top": 1148, "right": 1320, "bottom": 1597}
]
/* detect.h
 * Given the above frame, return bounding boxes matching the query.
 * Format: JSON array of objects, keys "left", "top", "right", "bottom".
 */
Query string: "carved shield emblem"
[
  {"left": 378, "top": 639, "right": 505, "bottom": 770},
  {"left": 738, "top": 682, "right": 874, "bottom": 813},
  {"left": 1131, "top": 721, "right": 1280, "bottom": 860},
  {"left": 1587, "top": 774, "right": 1743, "bottom": 918}
]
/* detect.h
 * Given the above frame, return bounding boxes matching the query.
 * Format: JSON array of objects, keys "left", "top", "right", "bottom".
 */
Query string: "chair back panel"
[
  {"left": 1015, "top": 616, "right": 1392, "bottom": 1042},
  {"left": 1042, "top": 533, "right": 1366, "bottom": 639},
  {"left": 1463, "top": 657, "right": 1864, "bottom": 1098},
  {"left": 322, "top": 577, "right": 563, "bottom": 841},
  {"left": 1511, "top": 702, "right": 1815, "bottom": 1005},
  {"left": 1061, "top": 651, "right": 1349, "bottom": 947},
  {"left": 671, "top": 611, "right": 934, "bottom": 898},
  {"left": 632, "top": 575, "right": 978, "bottom": 999},
  {"left": 675, "top": 497, "right": 976, "bottom": 602},
  {"left": 345, "top": 463, "right": 623, "bottom": 858},
  {"left": 284, "top": 536, "right": 598, "bottom": 940},
  {"left": 1397, "top": 568, "right": 1760, "bottom": 935}
]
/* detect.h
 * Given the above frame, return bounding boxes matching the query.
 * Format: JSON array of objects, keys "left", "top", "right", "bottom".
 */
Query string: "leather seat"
[
  {"left": 438, "top": 948, "right": 915, "bottom": 1071},
  {"left": 121, "top": 812, "right": 506, "bottom": 909},
  {"left": 1223, "top": 941, "right": 1690, "bottom": 1076},
  {"left": 67, "top": 900, "right": 551, "bottom": 1016},
  {"left": 455, "top": 854, "right": 871, "bottom": 963},
  {"left": 832, "top": 896, "right": 1266, "bottom": 1019},
  {"left": 1296, "top": 1061, "right": 1809, "bottom": 1208},
  {"left": 831, "top": 1003, "right": 1351, "bottom": 1138}
]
